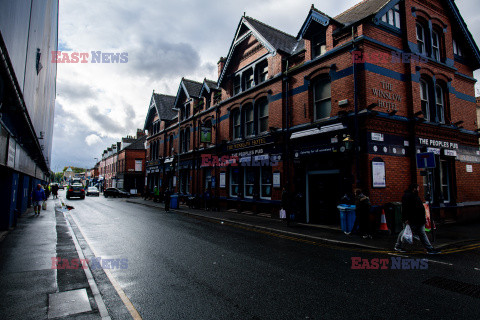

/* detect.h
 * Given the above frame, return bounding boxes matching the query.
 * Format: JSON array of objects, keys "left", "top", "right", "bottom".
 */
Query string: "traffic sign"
[{"left": 416, "top": 152, "right": 436, "bottom": 169}]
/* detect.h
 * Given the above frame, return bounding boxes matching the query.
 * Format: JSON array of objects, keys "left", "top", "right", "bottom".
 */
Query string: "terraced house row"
[{"left": 144, "top": 0, "right": 480, "bottom": 224}]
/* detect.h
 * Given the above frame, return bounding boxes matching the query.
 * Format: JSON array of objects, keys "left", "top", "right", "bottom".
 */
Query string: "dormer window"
[
  {"left": 311, "top": 34, "right": 325, "bottom": 59},
  {"left": 453, "top": 39, "right": 463, "bottom": 57},
  {"left": 243, "top": 68, "right": 254, "bottom": 90},
  {"left": 233, "top": 75, "right": 241, "bottom": 95},
  {"left": 381, "top": 4, "right": 401, "bottom": 29},
  {"left": 184, "top": 103, "right": 190, "bottom": 119},
  {"left": 256, "top": 61, "right": 268, "bottom": 84}
]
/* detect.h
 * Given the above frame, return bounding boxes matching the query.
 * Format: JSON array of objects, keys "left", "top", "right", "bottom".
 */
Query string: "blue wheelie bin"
[
  {"left": 337, "top": 204, "right": 356, "bottom": 233},
  {"left": 170, "top": 194, "right": 179, "bottom": 209}
]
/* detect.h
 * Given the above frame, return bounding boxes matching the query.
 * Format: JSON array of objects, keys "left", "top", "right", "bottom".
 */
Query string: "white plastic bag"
[
  {"left": 402, "top": 225, "right": 413, "bottom": 244},
  {"left": 279, "top": 209, "right": 286, "bottom": 219}
]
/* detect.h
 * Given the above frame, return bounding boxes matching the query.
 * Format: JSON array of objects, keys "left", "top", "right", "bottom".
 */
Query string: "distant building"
[
  {"left": 64, "top": 167, "right": 75, "bottom": 181},
  {"left": 97, "top": 129, "right": 146, "bottom": 193},
  {"left": 0, "top": 0, "right": 59, "bottom": 229}
]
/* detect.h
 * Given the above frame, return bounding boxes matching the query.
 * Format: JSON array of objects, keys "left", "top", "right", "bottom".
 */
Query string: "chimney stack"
[{"left": 218, "top": 57, "right": 226, "bottom": 78}]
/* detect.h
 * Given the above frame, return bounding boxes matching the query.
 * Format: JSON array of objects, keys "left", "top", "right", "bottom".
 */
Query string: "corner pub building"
[{"left": 144, "top": 0, "right": 480, "bottom": 224}]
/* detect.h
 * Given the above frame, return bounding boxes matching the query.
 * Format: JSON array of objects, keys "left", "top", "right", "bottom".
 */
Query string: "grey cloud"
[
  {"left": 126, "top": 36, "right": 201, "bottom": 80},
  {"left": 57, "top": 80, "right": 101, "bottom": 102},
  {"left": 86, "top": 106, "right": 126, "bottom": 134}
]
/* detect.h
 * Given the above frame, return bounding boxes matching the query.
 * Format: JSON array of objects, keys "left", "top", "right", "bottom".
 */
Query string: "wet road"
[{"left": 63, "top": 191, "right": 480, "bottom": 319}]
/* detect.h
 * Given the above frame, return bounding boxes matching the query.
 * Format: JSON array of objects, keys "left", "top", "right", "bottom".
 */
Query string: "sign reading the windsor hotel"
[{"left": 372, "top": 81, "right": 401, "bottom": 112}]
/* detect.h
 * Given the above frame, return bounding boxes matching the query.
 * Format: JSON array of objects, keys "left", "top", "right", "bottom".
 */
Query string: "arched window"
[
  {"left": 420, "top": 79, "right": 430, "bottom": 121},
  {"left": 179, "top": 130, "right": 184, "bottom": 153},
  {"left": 432, "top": 30, "right": 441, "bottom": 61},
  {"left": 232, "top": 109, "right": 241, "bottom": 139},
  {"left": 244, "top": 104, "right": 254, "bottom": 137},
  {"left": 169, "top": 135, "right": 174, "bottom": 156},
  {"left": 184, "top": 127, "right": 190, "bottom": 152},
  {"left": 313, "top": 77, "right": 331, "bottom": 120},
  {"left": 416, "top": 23, "right": 426, "bottom": 55},
  {"left": 257, "top": 99, "right": 269, "bottom": 134},
  {"left": 435, "top": 84, "right": 445, "bottom": 124}
]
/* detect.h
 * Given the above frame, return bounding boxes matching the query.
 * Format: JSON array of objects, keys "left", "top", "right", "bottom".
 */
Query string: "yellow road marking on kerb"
[
  {"left": 184, "top": 212, "right": 480, "bottom": 255},
  {"left": 68, "top": 213, "right": 142, "bottom": 320}
]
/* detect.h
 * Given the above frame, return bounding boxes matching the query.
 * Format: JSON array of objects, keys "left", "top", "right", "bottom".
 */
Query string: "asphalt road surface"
[{"left": 63, "top": 191, "right": 480, "bottom": 319}]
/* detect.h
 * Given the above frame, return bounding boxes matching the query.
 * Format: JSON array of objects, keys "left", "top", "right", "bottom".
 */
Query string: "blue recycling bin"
[
  {"left": 337, "top": 204, "right": 356, "bottom": 233},
  {"left": 170, "top": 194, "right": 179, "bottom": 209}
]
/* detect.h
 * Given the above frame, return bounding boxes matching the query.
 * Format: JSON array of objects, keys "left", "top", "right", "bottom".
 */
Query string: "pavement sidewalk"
[
  {"left": 0, "top": 198, "right": 105, "bottom": 320},
  {"left": 126, "top": 197, "right": 480, "bottom": 253}
]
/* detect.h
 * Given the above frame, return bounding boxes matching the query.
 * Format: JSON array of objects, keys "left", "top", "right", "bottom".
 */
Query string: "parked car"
[
  {"left": 66, "top": 184, "right": 85, "bottom": 199},
  {"left": 104, "top": 188, "right": 130, "bottom": 198},
  {"left": 86, "top": 186, "right": 100, "bottom": 197}
]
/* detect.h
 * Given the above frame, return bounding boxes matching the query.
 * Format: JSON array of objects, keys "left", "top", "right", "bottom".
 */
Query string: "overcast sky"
[{"left": 51, "top": 0, "right": 480, "bottom": 171}]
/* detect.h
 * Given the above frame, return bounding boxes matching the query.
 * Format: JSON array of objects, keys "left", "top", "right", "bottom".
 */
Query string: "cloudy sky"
[{"left": 51, "top": 0, "right": 480, "bottom": 171}]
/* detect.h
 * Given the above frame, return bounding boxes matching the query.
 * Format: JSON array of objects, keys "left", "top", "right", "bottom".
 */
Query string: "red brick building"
[
  {"left": 97, "top": 130, "right": 146, "bottom": 193},
  {"left": 144, "top": 0, "right": 480, "bottom": 223}
]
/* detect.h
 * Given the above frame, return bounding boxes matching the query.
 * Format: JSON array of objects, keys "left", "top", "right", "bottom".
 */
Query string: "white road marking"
[{"left": 68, "top": 212, "right": 143, "bottom": 320}]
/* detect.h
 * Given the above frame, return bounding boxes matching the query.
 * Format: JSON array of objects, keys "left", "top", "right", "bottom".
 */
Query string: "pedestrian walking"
[
  {"left": 153, "top": 186, "right": 159, "bottom": 203},
  {"left": 164, "top": 188, "right": 171, "bottom": 212},
  {"left": 31, "top": 184, "right": 46, "bottom": 216},
  {"left": 281, "top": 187, "right": 291, "bottom": 226},
  {"left": 52, "top": 183, "right": 59, "bottom": 199},
  {"left": 353, "top": 188, "right": 372, "bottom": 239},
  {"left": 394, "top": 183, "right": 441, "bottom": 254},
  {"left": 143, "top": 185, "right": 150, "bottom": 200}
]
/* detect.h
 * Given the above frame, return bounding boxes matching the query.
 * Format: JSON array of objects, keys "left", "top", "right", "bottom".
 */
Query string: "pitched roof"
[
  {"left": 182, "top": 79, "right": 203, "bottom": 98},
  {"left": 244, "top": 16, "right": 298, "bottom": 54},
  {"left": 204, "top": 79, "right": 217, "bottom": 89},
  {"left": 154, "top": 93, "right": 176, "bottom": 120},
  {"left": 335, "top": 0, "right": 390, "bottom": 26}
]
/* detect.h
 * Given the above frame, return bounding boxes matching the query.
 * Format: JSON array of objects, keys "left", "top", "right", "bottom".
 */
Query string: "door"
[{"left": 307, "top": 170, "right": 340, "bottom": 224}]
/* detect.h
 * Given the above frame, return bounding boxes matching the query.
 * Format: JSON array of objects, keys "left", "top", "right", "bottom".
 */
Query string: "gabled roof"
[
  {"left": 124, "top": 135, "right": 146, "bottom": 151},
  {"left": 244, "top": 16, "right": 299, "bottom": 54},
  {"left": 199, "top": 78, "right": 219, "bottom": 97},
  {"left": 143, "top": 92, "right": 176, "bottom": 130},
  {"left": 446, "top": 0, "right": 480, "bottom": 68},
  {"left": 174, "top": 78, "right": 203, "bottom": 109},
  {"left": 297, "top": 6, "right": 340, "bottom": 39},
  {"left": 218, "top": 16, "right": 300, "bottom": 86},
  {"left": 335, "top": 0, "right": 390, "bottom": 26}
]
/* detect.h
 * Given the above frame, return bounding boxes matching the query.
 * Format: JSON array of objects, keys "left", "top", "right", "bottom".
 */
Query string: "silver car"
[{"left": 86, "top": 186, "right": 100, "bottom": 197}]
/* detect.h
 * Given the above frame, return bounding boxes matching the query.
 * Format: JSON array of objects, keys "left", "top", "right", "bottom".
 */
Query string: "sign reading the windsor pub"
[{"left": 372, "top": 81, "right": 402, "bottom": 112}]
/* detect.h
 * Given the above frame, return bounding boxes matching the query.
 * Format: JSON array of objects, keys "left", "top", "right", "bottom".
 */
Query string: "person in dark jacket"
[
  {"left": 164, "top": 188, "right": 171, "bottom": 212},
  {"left": 281, "top": 187, "right": 292, "bottom": 226},
  {"left": 395, "top": 183, "right": 440, "bottom": 254},
  {"left": 31, "top": 184, "right": 46, "bottom": 216},
  {"left": 351, "top": 189, "right": 372, "bottom": 238}
]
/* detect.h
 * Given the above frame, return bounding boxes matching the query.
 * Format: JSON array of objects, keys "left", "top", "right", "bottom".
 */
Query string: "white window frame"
[
  {"left": 313, "top": 77, "right": 331, "bottom": 121},
  {"left": 381, "top": 4, "right": 401, "bottom": 29},
  {"left": 420, "top": 79, "right": 430, "bottom": 121},
  {"left": 244, "top": 105, "right": 254, "bottom": 137},
  {"left": 229, "top": 168, "right": 239, "bottom": 197},
  {"left": 416, "top": 23, "right": 426, "bottom": 55},
  {"left": 435, "top": 85, "right": 445, "bottom": 124},
  {"left": 260, "top": 167, "right": 272, "bottom": 200},
  {"left": 257, "top": 100, "right": 269, "bottom": 134},
  {"left": 244, "top": 167, "right": 255, "bottom": 199},
  {"left": 232, "top": 109, "right": 241, "bottom": 139},
  {"left": 432, "top": 30, "right": 440, "bottom": 61}
]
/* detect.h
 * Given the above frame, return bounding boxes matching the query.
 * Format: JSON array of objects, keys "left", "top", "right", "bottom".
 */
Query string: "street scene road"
[{"left": 59, "top": 191, "right": 480, "bottom": 319}]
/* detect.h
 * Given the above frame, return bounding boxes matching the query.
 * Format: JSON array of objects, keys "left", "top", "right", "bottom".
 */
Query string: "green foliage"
[{"left": 62, "top": 166, "right": 86, "bottom": 174}]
